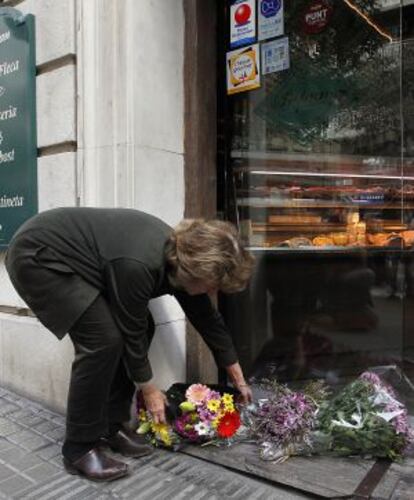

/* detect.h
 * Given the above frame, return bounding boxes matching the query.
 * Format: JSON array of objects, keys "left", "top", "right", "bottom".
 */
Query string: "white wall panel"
[
  {"left": 38, "top": 152, "right": 77, "bottom": 211},
  {"left": 131, "top": 0, "right": 184, "bottom": 155},
  {"left": 0, "top": 314, "right": 73, "bottom": 412},
  {"left": 81, "top": 143, "right": 184, "bottom": 223},
  {"left": 0, "top": 253, "right": 26, "bottom": 309},
  {"left": 149, "top": 295, "right": 185, "bottom": 325},
  {"left": 149, "top": 320, "right": 186, "bottom": 389},
  {"left": 131, "top": 146, "right": 184, "bottom": 227},
  {"left": 37, "top": 65, "right": 76, "bottom": 148},
  {"left": 18, "top": 0, "right": 75, "bottom": 65}
]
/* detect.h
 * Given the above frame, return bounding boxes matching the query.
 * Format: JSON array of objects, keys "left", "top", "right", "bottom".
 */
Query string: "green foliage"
[{"left": 317, "top": 380, "right": 406, "bottom": 460}]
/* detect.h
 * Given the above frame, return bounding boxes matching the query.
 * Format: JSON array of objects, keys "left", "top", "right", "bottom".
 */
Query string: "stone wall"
[{"left": 0, "top": 0, "right": 186, "bottom": 412}]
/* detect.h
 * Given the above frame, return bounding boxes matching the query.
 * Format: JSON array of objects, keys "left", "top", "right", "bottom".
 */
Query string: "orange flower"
[{"left": 217, "top": 411, "right": 241, "bottom": 438}]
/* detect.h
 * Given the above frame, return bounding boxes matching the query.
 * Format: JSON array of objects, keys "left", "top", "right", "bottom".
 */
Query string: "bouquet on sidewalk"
[
  {"left": 136, "top": 383, "right": 244, "bottom": 449},
  {"left": 251, "top": 368, "right": 414, "bottom": 462}
]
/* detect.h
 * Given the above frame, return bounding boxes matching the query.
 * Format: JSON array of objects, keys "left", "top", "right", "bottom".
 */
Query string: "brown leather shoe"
[
  {"left": 63, "top": 447, "right": 128, "bottom": 482},
  {"left": 104, "top": 427, "right": 154, "bottom": 458}
]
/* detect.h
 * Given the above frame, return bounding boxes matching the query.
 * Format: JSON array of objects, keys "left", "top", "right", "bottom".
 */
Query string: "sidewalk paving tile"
[
  {"left": 0, "top": 465, "right": 14, "bottom": 482},
  {"left": 0, "top": 475, "right": 34, "bottom": 497},
  {"left": 2, "top": 384, "right": 402, "bottom": 499}
]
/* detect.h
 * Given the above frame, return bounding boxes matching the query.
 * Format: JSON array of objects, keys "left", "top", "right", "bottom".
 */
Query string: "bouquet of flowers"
[
  {"left": 316, "top": 371, "right": 414, "bottom": 461},
  {"left": 250, "top": 379, "right": 328, "bottom": 462},
  {"left": 251, "top": 369, "right": 413, "bottom": 462},
  {"left": 136, "top": 383, "right": 243, "bottom": 448}
]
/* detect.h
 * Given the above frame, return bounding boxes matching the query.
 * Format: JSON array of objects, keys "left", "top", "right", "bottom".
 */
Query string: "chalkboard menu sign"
[{"left": 0, "top": 8, "right": 37, "bottom": 248}]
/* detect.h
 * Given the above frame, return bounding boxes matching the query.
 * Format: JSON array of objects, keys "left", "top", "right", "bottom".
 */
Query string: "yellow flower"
[
  {"left": 151, "top": 422, "right": 169, "bottom": 434},
  {"left": 222, "top": 394, "right": 235, "bottom": 412},
  {"left": 207, "top": 399, "right": 221, "bottom": 412},
  {"left": 222, "top": 393, "right": 234, "bottom": 406},
  {"left": 162, "top": 434, "right": 171, "bottom": 446},
  {"left": 224, "top": 402, "right": 235, "bottom": 412},
  {"left": 139, "top": 409, "right": 147, "bottom": 422},
  {"left": 150, "top": 422, "right": 173, "bottom": 447},
  {"left": 159, "top": 429, "right": 172, "bottom": 446}
]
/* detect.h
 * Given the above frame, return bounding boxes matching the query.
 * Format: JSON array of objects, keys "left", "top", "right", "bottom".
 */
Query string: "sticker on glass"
[
  {"left": 302, "top": 0, "right": 333, "bottom": 34},
  {"left": 261, "top": 37, "right": 289, "bottom": 75},
  {"left": 230, "top": 0, "right": 256, "bottom": 48},
  {"left": 226, "top": 44, "right": 261, "bottom": 95},
  {"left": 258, "top": 0, "right": 284, "bottom": 41}
]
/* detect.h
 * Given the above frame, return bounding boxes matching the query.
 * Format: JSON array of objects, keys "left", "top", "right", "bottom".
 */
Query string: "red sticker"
[
  {"left": 302, "top": 1, "right": 333, "bottom": 34},
  {"left": 235, "top": 3, "right": 252, "bottom": 25}
]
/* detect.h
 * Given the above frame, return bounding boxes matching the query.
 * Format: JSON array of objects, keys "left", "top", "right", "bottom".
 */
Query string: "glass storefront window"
[{"left": 218, "top": 1, "right": 414, "bottom": 388}]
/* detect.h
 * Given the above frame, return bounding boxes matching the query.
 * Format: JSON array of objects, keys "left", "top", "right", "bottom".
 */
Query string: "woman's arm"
[
  {"left": 173, "top": 291, "right": 252, "bottom": 403},
  {"left": 225, "top": 362, "right": 253, "bottom": 404},
  {"left": 173, "top": 291, "right": 238, "bottom": 368}
]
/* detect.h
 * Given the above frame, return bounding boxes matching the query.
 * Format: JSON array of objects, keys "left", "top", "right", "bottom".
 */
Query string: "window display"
[
  {"left": 218, "top": 1, "right": 414, "bottom": 384},
  {"left": 232, "top": 155, "right": 414, "bottom": 250}
]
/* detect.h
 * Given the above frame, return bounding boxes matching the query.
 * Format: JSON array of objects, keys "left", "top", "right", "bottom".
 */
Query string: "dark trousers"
[{"left": 65, "top": 294, "right": 154, "bottom": 442}]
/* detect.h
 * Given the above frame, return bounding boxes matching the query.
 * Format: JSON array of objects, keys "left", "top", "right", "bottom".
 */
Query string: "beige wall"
[{"left": 0, "top": 0, "right": 186, "bottom": 411}]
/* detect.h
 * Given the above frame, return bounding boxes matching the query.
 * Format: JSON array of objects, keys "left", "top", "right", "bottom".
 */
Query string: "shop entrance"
[{"left": 218, "top": 0, "right": 414, "bottom": 389}]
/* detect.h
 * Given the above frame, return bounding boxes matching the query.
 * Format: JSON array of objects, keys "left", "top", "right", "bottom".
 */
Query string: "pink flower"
[
  {"left": 360, "top": 371, "right": 383, "bottom": 387},
  {"left": 185, "top": 384, "right": 211, "bottom": 406}
]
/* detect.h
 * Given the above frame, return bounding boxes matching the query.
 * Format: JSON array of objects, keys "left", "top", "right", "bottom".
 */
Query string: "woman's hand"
[
  {"left": 225, "top": 362, "right": 253, "bottom": 404},
  {"left": 140, "top": 382, "right": 168, "bottom": 424},
  {"left": 235, "top": 383, "right": 253, "bottom": 405}
]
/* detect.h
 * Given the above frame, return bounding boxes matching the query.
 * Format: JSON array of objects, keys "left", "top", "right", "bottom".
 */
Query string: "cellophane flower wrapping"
[
  {"left": 250, "top": 366, "right": 414, "bottom": 462},
  {"left": 136, "top": 383, "right": 245, "bottom": 449}
]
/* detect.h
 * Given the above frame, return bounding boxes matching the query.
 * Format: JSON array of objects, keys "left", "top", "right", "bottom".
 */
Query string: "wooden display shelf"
[
  {"left": 252, "top": 223, "right": 347, "bottom": 233},
  {"left": 251, "top": 223, "right": 408, "bottom": 233},
  {"left": 237, "top": 199, "right": 409, "bottom": 209}
]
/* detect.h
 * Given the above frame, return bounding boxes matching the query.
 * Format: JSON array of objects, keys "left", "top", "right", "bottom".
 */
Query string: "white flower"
[{"left": 194, "top": 422, "right": 211, "bottom": 436}]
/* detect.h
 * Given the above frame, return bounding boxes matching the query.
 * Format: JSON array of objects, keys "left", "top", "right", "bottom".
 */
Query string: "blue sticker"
[{"left": 260, "top": 0, "right": 281, "bottom": 18}]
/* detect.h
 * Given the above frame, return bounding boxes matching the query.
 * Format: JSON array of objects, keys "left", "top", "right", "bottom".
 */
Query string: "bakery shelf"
[
  {"left": 232, "top": 155, "right": 414, "bottom": 252},
  {"left": 236, "top": 199, "right": 407, "bottom": 209}
]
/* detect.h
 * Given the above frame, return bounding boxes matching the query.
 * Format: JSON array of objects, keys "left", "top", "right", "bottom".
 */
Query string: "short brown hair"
[{"left": 165, "top": 219, "right": 254, "bottom": 293}]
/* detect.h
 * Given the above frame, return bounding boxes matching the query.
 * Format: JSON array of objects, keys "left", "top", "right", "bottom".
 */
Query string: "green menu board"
[{"left": 0, "top": 8, "right": 37, "bottom": 248}]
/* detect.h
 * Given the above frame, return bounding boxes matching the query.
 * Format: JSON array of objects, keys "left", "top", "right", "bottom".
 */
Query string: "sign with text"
[
  {"left": 258, "top": 0, "right": 284, "bottom": 41},
  {"left": 262, "top": 37, "right": 289, "bottom": 75},
  {"left": 302, "top": 1, "right": 333, "bottom": 35},
  {"left": 230, "top": 0, "right": 256, "bottom": 48},
  {"left": 227, "top": 44, "right": 261, "bottom": 95},
  {"left": 0, "top": 9, "right": 37, "bottom": 248}
]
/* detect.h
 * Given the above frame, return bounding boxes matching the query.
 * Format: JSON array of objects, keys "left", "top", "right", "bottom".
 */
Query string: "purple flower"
[
  {"left": 208, "top": 390, "right": 221, "bottom": 401},
  {"left": 198, "top": 407, "right": 215, "bottom": 422},
  {"left": 174, "top": 414, "right": 200, "bottom": 442},
  {"left": 359, "top": 371, "right": 397, "bottom": 398},
  {"left": 254, "top": 389, "right": 317, "bottom": 447}
]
